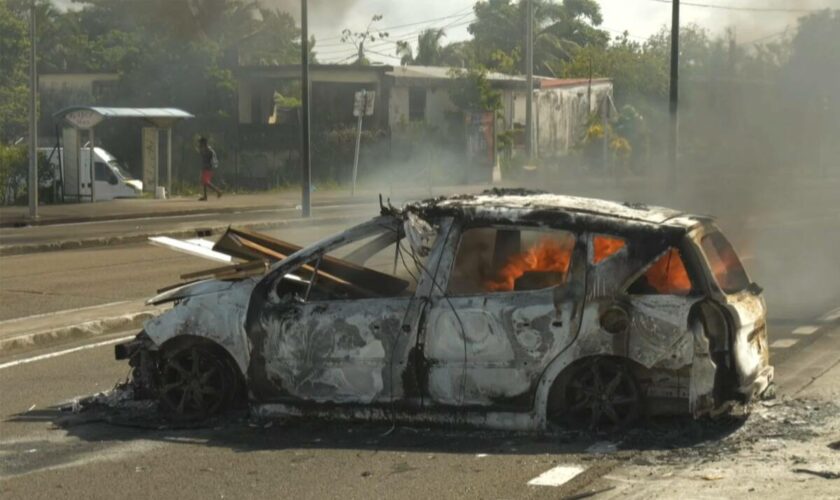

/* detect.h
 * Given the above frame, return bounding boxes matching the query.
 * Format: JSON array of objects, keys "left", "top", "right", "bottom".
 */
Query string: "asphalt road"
[
  {"left": 0, "top": 216, "right": 371, "bottom": 321},
  {"left": 0, "top": 324, "right": 837, "bottom": 499}
]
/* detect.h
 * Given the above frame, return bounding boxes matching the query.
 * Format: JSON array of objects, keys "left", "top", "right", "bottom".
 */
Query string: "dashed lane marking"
[
  {"left": 0, "top": 336, "right": 134, "bottom": 371},
  {"left": 792, "top": 325, "right": 819, "bottom": 335},
  {"left": 771, "top": 339, "right": 798, "bottom": 349},
  {"left": 527, "top": 465, "right": 585, "bottom": 487}
]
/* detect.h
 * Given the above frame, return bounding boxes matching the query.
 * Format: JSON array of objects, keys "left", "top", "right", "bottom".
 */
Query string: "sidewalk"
[
  {"left": 0, "top": 300, "right": 167, "bottom": 355},
  {"left": 1, "top": 190, "right": 359, "bottom": 228},
  {"left": 0, "top": 184, "right": 503, "bottom": 228}
]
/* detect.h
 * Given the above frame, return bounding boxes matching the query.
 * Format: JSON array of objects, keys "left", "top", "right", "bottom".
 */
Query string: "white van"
[{"left": 40, "top": 146, "right": 143, "bottom": 201}]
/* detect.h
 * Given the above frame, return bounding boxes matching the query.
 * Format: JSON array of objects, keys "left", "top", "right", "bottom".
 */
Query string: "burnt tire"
[
  {"left": 157, "top": 343, "right": 239, "bottom": 422},
  {"left": 548, "top": 357, "right": 642, "bottom": 431}
]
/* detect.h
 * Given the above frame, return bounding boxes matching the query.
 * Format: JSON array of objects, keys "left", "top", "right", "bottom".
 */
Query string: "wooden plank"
[{"left": 180, "top": 260, "right": 267, "bottom": 281}]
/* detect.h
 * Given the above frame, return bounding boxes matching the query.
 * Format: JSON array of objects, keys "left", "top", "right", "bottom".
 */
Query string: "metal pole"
[
  {"left": 668, "top": 0, "right": 680, "bottom": 187},
  {"left": 300, "top": 0, "right": 312, "bottom": 217},
  {"left": 154, "top": 129, "right": 159, "bottom": 197},
  {"left": 524, "top": 0, "right": 534, "bottom": 162},
  {"left": 89, "top": 128, "right": 96, "bottom": 202},
  {"left": 167, "top": 128, "right": 172, "bottom": 197},
  {"left": 28, "top": 0, "right": 38, "bottom": 219},
  {"left": 351, "top": 91, "right": 364, "bottom": 196}
]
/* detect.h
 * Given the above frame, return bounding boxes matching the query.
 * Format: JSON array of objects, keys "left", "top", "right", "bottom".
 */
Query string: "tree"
[
  {"left": 0, "top": 1, "right": 29, "bottom": 144},
  {"left": 448, "top": 67, "right": 502, "bottom": 112},
  {"left": 397, "top": 28, "right": 446, "bottom": 66},
  {"left": 341, "top": 14, "right": 388, "bottom": 65},
  {"left": 468, "top": 0, "right": 608, "bottom": 75}
]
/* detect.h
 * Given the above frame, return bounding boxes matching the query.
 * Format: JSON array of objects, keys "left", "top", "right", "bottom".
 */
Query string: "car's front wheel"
[{"left": 157, "top": 342, "right": 239, "bottom": 421}]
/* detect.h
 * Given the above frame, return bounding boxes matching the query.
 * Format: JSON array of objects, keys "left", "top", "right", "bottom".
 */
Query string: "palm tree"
[{"left": 396, "top": 28, "right": 447, "bottom": 66}]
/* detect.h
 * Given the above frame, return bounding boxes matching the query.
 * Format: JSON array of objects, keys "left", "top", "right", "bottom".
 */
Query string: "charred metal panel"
[
  {"left": 724, "top": 290, "right": 773, "bottom": 398},
  {"left": 425, "top": 292, "right": 576, "bottom": 407},
  {"left": 143, "top": 278, "right": 258, "bottom": 374},
  {"left": 252, "top": 298, "right": 412, "bottom": 404}
]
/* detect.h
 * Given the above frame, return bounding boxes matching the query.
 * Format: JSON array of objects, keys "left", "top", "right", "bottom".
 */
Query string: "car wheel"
[
  {"left": 157, "top": 343, "right": 237, "bottom": 421},
  {"left": 550, "top": 357, "right": 642, "bottom": 431}
]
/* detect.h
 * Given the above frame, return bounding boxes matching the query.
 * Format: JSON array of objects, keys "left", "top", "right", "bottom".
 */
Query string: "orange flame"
[
  {"left": 593, "top": 235, "right": 625, "bottom": 264},
  {"left": 486, "top": 237, "right": 573, "bottom": 292},
  {"left": 645, "top": 248, "right": 691, "bottom": 294}
]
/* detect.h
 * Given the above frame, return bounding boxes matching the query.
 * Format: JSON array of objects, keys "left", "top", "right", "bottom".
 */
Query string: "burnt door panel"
[
  {"left": 261, "top": 297, "right": 414, "bottom": 404},
  {"left": 425, "top": 290, "right": 576, "bottom": 408}
]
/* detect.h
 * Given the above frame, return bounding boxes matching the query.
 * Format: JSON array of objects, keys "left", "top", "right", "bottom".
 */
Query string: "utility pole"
[
  {"left": 28, "top": 0, "right": 38, "bottom": 220},
  {"left": 668, "top": 0, "right": 680, "bottom": 187},
  {"left": 300, "top": 0, "right": 312, "bottom": 217},
  {"left": 524, "top": 0, "right": 534, "bottom": 163}
]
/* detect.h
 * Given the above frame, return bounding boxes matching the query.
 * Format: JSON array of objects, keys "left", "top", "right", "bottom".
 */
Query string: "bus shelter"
[{"left": 53, "top": 106, "right": 193, "bottom": 202}]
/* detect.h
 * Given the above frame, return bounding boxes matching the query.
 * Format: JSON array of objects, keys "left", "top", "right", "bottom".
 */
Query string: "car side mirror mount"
[{"left": 747, "top": 282, "right": 763, "bottom": 295}]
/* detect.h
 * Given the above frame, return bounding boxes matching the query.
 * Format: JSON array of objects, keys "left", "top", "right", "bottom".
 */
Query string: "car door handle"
[{"left": 551, "top": 320, "right": 563, "bottom": 328}]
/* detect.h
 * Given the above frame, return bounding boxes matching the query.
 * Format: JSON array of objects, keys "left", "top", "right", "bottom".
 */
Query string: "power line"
[
  {"left": 316, "top": 18, "right": 475, "bottom": 61},
  {"left": 316, "top": 14, "right": 474, "bottom": 49},
  {"left": 315, "top": 6, "right": 474, "bottom": 44},
  {"left": 648, "top": 0, "right": 826, "bottom": 13}
]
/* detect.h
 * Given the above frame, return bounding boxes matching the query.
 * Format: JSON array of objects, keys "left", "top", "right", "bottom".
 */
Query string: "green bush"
[{"left": 0, "top": 144, "right": 54, "bottom": 205}]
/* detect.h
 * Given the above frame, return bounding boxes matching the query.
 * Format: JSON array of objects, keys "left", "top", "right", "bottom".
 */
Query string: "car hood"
[{"left": 147, "top": 279, "right": 242, "bottom": 306}]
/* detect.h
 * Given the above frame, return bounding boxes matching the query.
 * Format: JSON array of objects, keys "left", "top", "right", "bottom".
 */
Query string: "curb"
[
  {"left": 0, "top": 214, "right": 367, "bottom": 256},
  {"left": 0, "top": 308, "right": 163, "bottom": 355}
]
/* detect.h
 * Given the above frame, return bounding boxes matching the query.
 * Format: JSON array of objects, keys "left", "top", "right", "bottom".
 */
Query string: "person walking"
[{"left": 198, "top": 136, "right": 223, "bottom": 200}]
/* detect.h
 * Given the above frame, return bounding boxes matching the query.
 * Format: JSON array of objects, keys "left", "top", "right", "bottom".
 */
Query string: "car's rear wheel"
[
  {"left": 157, "top": 343, "right": 238, "bottom": 421},
  {"left": 549, "top": 357, "right": 642, "bottom": 431}
]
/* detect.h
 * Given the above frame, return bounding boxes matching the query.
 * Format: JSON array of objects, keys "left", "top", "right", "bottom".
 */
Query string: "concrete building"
[{"left": 234, "top": 64, "right": 613, "bottom": 159}]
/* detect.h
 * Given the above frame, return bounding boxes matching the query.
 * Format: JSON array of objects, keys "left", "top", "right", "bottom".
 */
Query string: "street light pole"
[
  {"left": 300, "top": 0, "right": 312, "bottom": 217},
  {"left": 28, "top": 0, "right": 38, "bottom": 220},
  {"left": 668, "top": 0, "right": 680, "bottom": 187},
  {"left": 524, "top": 0, "right": 534, "bottom": 162}
]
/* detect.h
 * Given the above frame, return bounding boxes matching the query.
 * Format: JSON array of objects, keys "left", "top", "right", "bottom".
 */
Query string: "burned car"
[{"left": 117, "top": 190, "right": 774, "bottom": 430}]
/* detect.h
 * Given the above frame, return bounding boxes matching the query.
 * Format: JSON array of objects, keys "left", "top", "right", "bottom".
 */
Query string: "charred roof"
[{"left": 405, "top": 189, "right": 708, "bottom": 235}]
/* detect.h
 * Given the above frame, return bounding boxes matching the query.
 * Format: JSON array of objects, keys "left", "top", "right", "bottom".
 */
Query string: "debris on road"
[{"left": 792, "top": 468, "right": 840, "bottom": 480}]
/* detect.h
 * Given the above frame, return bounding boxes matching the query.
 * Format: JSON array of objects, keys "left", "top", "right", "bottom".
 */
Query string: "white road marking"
[
  {"left": 770, "top": 339, "right": 798, "bottom": 349},
  {"left": 0, "top": 336, "right": 134, "bottom": 371},
  {"left": 527, "top": 465, "right": 584, "bottom": 487},
  {"left": 820, "top": 307, "right": 840, "bottom": 322},
  {"left": 792, "top": 325, "right": 819, "bottom": 335}
]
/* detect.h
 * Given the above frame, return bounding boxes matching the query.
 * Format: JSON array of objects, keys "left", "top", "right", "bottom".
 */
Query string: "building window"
[{"left": 409, "top": 87, "right": 426, "bottom": 121}]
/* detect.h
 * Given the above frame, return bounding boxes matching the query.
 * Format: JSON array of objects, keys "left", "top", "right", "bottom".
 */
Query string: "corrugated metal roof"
[{"left": 53, "top": 106, "right": 194, "bottom": 119}]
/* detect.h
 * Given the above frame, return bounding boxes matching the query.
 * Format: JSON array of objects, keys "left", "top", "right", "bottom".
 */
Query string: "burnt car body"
[{"left": 117, "top": 190, "right": 774, "bottom": 430}]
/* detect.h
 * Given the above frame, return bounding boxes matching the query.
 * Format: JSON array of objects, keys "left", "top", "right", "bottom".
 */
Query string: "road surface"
[{"left": 0, "top": 322, "right": 837, "bottom": 499}]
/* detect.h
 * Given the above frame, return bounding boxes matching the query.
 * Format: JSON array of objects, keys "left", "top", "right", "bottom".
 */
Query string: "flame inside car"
[
  {"left": 645, "top": 248, "right": 692, "bottom": 295},
  {"left": 486, "top": 237, "right": 574, "bottom": 292}
]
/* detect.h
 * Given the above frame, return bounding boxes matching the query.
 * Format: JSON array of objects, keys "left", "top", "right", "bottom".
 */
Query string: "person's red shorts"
[{"left": 201, "top": 170, "right": 214, "bottom": 185}]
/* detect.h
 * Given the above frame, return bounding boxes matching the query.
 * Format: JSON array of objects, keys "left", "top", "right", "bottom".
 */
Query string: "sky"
[
  {"left": 308, "top": 0, "right": 840, "bottom": 63},
  {"left": 55, "top": 1, "right": 840, "bottom": 64}
]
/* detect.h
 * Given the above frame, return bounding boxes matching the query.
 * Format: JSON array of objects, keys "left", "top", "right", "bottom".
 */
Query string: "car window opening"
[
  {"left": 285, "top": 225, "right": 435, "bottom": 302},
  {"left": 592, "top": 235, "right": 626, "bottom": 264},
  {"left": 701, "top": 232, "right": 750, "bottom": 294},
  {"left": 628, "top": 247, "right": 692, "bottom": 296},
  {"left": 448, "top": 228, "right": 576, "bottom": 295}
]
